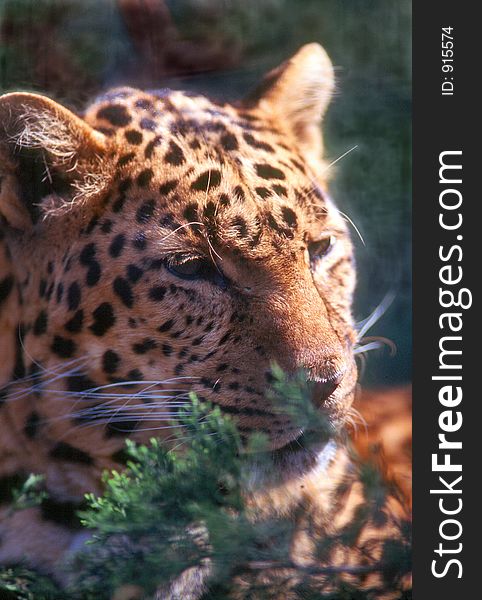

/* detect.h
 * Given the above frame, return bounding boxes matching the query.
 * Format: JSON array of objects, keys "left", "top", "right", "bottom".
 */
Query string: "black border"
[{"left": 413, "top": 2, "right": 478, "bottom": 596}]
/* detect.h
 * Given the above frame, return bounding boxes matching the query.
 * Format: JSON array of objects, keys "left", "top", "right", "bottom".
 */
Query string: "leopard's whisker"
[
  {"left": 82, "top": 377, "right": 200, "bottom": 392},
  {"left": 63, "top": 421, "right": 184, "bottom": 436},
  {"left": 47, "top": 402, "right": 193, "bottom": 425},
  {"left": 357, "top": 336, "right": 397, "bottom": 357},
  {"left": 3, "top": 354, "right": 88, "bottom": 390},
  {"left": 356, "top": 291, "right": 396, "bottom": 340},
  {"left": 353, "top": 342, "right": 383, "bottom": 355},
  {"left": 355, "top": 352, "right": 367, "bottom": 378},
  {"left": 36, "top": 390, "right": 190, "bottom": 401},
  {"left": 3, "top": 356, "right": 92, "bottom": 402},
  {"left": 345, "top": 406, "right": 368, "bottom": 436},
  {"left": 158, "top": 221, "right": 204, "bottom": 245},
  {"left": 320, "top": 145, "right": 359, "bottom": 175},
  {"left": 302, "top": 175, "right": 365, "bottom": 248},
  {"left": 61, "top": 378, "right": 192, "bottom": 421},
  {"left": 335, "top": 208, "right": 365, "bottom": 247}
]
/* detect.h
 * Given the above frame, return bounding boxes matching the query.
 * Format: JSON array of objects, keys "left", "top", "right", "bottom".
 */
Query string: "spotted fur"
[{"left": 0, "top": 44, "right": 410, "bottom": 596}]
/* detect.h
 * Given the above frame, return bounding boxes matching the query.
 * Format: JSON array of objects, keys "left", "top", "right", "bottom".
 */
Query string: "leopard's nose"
[{"left": 310, "top": 369, "right": 345, "bottom": 407}]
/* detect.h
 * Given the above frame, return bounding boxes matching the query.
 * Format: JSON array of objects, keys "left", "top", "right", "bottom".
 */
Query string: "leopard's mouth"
[
  {"left": 271, "top": 430, "right": 306, "bottom": 454},
  {"left": 238, "top": 367, "right": 355, "bottom": 479},
  {"left": 244, "top": 429, "right": 337, "bottom": 486},
  {"left": 269, "top": 429, "right": 334, "bottom": 475},
  {"left": 264, "top": 381, "right": 345, "bottom": 461}
]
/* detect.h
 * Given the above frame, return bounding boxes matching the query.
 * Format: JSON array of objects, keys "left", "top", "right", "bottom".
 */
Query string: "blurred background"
[{"left": 0, "top": 0, "right": 411, "bottom": 387}]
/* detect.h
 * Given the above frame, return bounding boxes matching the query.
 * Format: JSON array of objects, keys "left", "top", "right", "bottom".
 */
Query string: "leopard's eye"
[
  {"left": 308, "top": 235, "right": 337, "bottom": 265},
  {"left": 166, "top": 255, "right": 227, "bottom": 288},
  {"left": 166, "top": 256, "right": 207, "bottom": 280}
]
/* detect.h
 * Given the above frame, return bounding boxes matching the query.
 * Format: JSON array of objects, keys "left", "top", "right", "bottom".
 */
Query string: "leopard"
[{"left": 0, "top": 43, "right": 411, "bottom": 598}]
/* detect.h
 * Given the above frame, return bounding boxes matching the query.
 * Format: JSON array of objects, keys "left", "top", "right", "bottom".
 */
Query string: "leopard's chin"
[
  {"left": 263, "top": 396, "right": 349, "bottom": 479},
  {"left": 245, "top": 430, "right": 338, "bottom": 489},
  {"left": 270, "top": 431, "right": 337, "bottom": 479}
]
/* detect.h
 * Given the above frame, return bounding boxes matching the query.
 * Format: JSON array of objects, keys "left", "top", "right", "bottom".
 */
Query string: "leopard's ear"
[
  {"left": 0, "top": 92, "right": 110, "bottom": 229},
  {"left": 245, "top": 43, "right": 334, "bottom": 164}
]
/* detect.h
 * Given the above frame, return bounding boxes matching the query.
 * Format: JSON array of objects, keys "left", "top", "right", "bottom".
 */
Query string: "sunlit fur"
[{"left": 0, "top": 45, "right": 409, "bottom": 593}]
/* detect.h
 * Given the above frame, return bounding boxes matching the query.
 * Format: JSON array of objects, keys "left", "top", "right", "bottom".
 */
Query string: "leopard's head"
[{"left": 0, "top": 44, "right": 357, "bottom": 487}]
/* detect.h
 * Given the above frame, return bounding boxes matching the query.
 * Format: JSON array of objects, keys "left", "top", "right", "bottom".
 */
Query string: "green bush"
[{"left": 1, "top": 373, "right": 410, "bottom": 599}]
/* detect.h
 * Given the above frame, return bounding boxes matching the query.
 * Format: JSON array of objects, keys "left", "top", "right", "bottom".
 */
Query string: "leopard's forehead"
[{"left": 83, "top": 88, "right": 336, "bottom": 259}]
